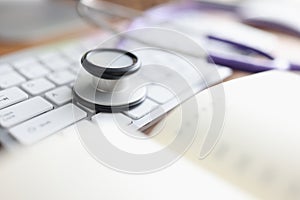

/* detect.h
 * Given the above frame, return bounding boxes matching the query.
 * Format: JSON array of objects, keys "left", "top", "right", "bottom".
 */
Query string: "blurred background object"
[
  {"left": 239, "top": 0, "right": 300, "bottom": 37},
  {"left": 0, "top": 0, "right": 86, "bottom": 43},
  {"left": 1, "top": 0, "right": 300, "bottom": 61},
  {"left": 1, "top": 0, "right": 299, "bottom": 44}
]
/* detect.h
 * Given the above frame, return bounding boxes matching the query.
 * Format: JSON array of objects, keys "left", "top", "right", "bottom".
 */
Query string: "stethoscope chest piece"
[{"left": 73, "top": 48, "right": 147, "bottom": 112}]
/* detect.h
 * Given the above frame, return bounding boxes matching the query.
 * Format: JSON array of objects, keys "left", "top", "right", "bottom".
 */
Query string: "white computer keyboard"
[{"left": 0, "top": 32, "right": 232, "bottom": 147}]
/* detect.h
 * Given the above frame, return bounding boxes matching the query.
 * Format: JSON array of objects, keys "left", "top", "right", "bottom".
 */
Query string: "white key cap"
[
  {"left": 47, "top": 70, "right": 76, "bottom": 85},
  {"left": 0, "top": 87, "right": 28, "bottom": 110},
  {"left": 18, "top": 63, "right": 50, "bottom": 79},
  {"left": 45, "top": 86, "right": 72, "bottom": 105},
  {"left": 0, "top": 97, "right": 53, "bottom": 128},
  {"left": 147, "top": 84, "right": 175, "bottom": 104},
  {"left": 91, "top": 113, "right": 135, "bottom": 137},
  {"left": 0, "top": 71, "right": 26, "bottom": 89},
  {"left": 92, "top": 113, "right": 132, "bottom": 127},
  {"left": 124, "top": 99, "right": 158, "bottom": 120},
  {"left": 12, "top": 58, "right": 36, "bottom": 69},
  {"left": 10, "top": 104, "right": 87, "bottom": 145},
  {"left": 42, "top": 55, "right": 71, "bottom": 70},
  {"left": 21, "top": 78, "right": 55, "bottom": 95},
  {"left": 0, "top": 64, "right": 13, "bottom": 74}
]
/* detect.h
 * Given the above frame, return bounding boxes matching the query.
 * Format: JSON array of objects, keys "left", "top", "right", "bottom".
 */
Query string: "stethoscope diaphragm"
[{"left": 73, "top": 48, "right": 147, "bottom": 113}]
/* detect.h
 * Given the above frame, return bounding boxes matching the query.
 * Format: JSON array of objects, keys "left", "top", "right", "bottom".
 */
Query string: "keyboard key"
[
  {"left": 47, "top": 70, "right": 76, "bottom": 85},
  {"left": 0, "top": 87, "right": 28, "bottom": 110},
  {"left": 45, "top": 86, "right": 72, "bottom": 105},
  {"left": 147, "top": 84, "right": 175, "bottom": 104},
  {"left": 10, "top": 104, "right": 87, "bottom": 145},
  {"left": 18, "top": 63, "right": 50, "bottom": 79},
  {"left": 0, "top": 64, "right": 13, "bottom": 74},
  {"left": 21, "top": 78, "right": 55, "bottom": 95},
  {"left": 0, "top": 71, "right": 26, "bottom": 89},
  {"left": 92, "top": 113, "right": 132, "bottom": 126},
  {"left": 91, "top": 113, "right": 135, "bottom": 136},
  {"left": 61, "top": 45, "right": 85, "bottom": 62},
  {"left": 42, "top": 54, "right": 71, "bottom": 70},
  {"left": 12, "top": 57, "right": 36, "bottom": 69},
  {"left": 124, "top": 99, "right": 158, "bottom": 120},
  {"left": 0, "top": 97, "right": 53, "bottom": 128}
]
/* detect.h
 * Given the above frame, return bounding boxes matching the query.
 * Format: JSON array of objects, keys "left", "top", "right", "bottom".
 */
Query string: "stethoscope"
[
  {"left": 73, "top": 48, "right": 147, "bottom": 112},
  {"left": 74, "top": 0, "right": 300, "bottom": 112},
  {"left": 77, "top": 0, "right": 300, "bottom": 72}
]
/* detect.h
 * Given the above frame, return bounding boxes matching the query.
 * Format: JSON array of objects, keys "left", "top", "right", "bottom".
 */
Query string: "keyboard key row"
[
  {"left": 0, "top": 64, "right": 77, "bottom": 90},
  {"left": 0, "top": 87, "right": 28, "bottom": 110},
  {"left": 11, "top": 52, "right": 74, "bottom": 72},
  {"left": 10, "top": 103, "right": 87, "bottom": 145},
  {"left": 0, "top": 96, "right": 53, "bottom": 128}
]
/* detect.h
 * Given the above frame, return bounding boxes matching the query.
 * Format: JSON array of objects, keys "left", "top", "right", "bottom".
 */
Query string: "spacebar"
[{"left": 9, "top": 104, "right": 87, "bottom": 145}]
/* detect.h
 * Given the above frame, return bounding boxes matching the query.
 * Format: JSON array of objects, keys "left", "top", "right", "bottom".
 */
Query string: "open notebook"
[
  {"left": 155, "top": 70, "right": 300, "bottom": 200},
  {"left": 0, "top": 70, "right": 299, "bottom": 199}
]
